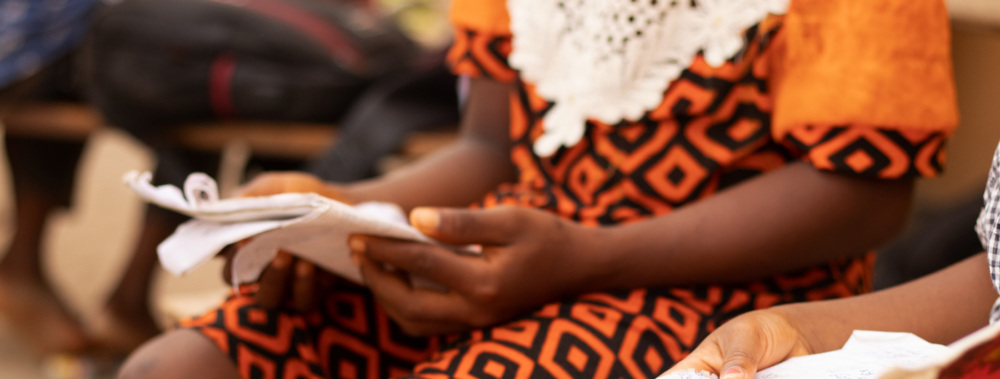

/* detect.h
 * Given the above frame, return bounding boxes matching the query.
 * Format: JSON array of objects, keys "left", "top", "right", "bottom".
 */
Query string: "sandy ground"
[{"left": 0, "top": 129, "right": 229, "bottom": 379}]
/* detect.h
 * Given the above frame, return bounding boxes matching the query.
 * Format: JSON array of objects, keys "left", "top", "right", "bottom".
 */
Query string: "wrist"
[
  {"left": 326, "top": 182, "right": 359, "bottom": 204},
  {"left": 564, "top": 223, "right": 620, "bottom": 294},
  {"left": 771, "top": 302, "right": 850, "bottom": 355},
  {"left": 336, "top": 178, "right": 408, "bottom": 208}
]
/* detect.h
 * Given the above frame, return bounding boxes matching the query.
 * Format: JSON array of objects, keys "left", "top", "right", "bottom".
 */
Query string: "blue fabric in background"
[{"left": 0, "top": 0, "right": 102, "bottom": 88}]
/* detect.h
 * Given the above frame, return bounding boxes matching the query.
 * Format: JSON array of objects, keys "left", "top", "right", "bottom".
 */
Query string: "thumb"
[
  {"left": 409, "top": 207, "right": 516, "bottom": 246},
  {"left": 718, "top": 354, "right": 757, "bottom": 379},
  {"left": 713, "top": 325, "right": 771, "bottom": 379},
  {"left": 662, "top": 332, "right": 764, "bottom": 379}
]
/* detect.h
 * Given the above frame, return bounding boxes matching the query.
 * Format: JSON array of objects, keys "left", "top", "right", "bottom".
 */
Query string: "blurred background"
[{"left": 0, "top": 0, "right": 997, "bottom": 378}]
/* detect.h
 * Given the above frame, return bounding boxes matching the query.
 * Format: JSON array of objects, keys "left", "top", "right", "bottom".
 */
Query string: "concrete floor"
[{"left": 0, "top": 129, "right": 229, "bottom": 379}]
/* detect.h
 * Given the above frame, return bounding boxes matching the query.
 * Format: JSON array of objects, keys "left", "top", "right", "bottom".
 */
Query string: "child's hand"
[
  {"left": 347, "top": 206, "right": 594, "bottom": 336},
  {"left": 662, "top": 309, "right": 812, "bottom": 379}
]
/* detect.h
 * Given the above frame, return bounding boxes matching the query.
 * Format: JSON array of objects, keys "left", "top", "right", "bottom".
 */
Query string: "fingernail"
[
  {"left": 349, "top": 236, "right": 366, "bottom": 253},
  {"left": 722, "top": 367, "right": 744, "bottom": 379},
  {"left": 410, "top": 207, "right": 440, "bottom": 231}
]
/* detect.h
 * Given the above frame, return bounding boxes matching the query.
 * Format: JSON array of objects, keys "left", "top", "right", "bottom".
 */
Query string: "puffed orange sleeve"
[
  {"left": 769, "top": 0, "right": 958, "bottom": 178},
  {"left": 447, "top": 0, "right": 516, "bottom": 82}
]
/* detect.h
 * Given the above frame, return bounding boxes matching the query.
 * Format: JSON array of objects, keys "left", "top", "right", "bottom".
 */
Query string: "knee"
[{"left": 117, "top": 329, "right": 239, "bottom": 379}]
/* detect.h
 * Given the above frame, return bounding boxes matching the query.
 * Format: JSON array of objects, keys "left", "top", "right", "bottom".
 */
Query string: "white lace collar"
[{"left": 507, "top": 0, "right": 789, "bottom": 157}]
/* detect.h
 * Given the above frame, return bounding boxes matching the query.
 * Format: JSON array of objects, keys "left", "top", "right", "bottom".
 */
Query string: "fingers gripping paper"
[{"left": 123, "top": 171, "right": 433, "bottom": 285}]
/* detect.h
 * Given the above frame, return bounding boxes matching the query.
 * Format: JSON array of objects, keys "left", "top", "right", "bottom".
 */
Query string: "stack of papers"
[{"left": 755, "top": 331, "right": 949, "bottom": 379}]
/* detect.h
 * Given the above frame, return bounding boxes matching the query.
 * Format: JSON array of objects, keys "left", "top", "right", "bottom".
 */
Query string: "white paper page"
[
  {"left": 877, "top": 321, "right": 1000, "bottom": 379},
  {"left": 126, "top": 171, "right": 440, "bottom": 286},
  {"left": 230, "top": 198, "right": 433, "bottom": 285},
  {"left": 157, "top": 218, "right": 287, "bottom": 275},
  {"left": 754, "top": 330, "right": 950, "bottom": 379}
]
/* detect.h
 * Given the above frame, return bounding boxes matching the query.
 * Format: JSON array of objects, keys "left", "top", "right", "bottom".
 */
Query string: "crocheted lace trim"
[{"left": 507, "top": 0, "right": 788, "bottom": 156}]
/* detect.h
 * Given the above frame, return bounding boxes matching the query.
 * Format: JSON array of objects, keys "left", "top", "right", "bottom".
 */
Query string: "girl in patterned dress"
[{"left": 118, "top": 0, "right": 958, "bottom": 378}]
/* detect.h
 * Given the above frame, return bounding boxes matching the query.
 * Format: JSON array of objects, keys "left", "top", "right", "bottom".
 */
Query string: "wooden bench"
[
  {"left": 0, "top": 102, "right": 456, "bottom": 159},
  {"left": 0, "top": 102, "right": 457, "bottom": 191}
]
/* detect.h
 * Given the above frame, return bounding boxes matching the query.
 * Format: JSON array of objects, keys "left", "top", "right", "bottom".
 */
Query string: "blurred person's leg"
[
  {"left": 0, "top": 58, "right": 94, "bottom": 354},
  {"left": 0, "top": 134, "right": 91, "bottom": 354},
  {"left": 0, "top": 56, "right": 170, "bottom": 356}
]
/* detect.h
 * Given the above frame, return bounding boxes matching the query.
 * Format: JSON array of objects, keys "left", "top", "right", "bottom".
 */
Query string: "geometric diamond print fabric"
[
  {"left": 185, "top": 259, "right": 871, "bottom": 378},
  {"left": 784, "top": 126, "right": 947, "bottom": 178}
]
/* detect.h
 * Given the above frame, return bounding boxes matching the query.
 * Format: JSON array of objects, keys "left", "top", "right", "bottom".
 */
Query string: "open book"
[{"left": 124, "top": 171, "right": 440, "bottom": 287}]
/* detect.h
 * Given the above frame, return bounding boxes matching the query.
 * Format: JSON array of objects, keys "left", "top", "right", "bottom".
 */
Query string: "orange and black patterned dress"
[{"left": 181, "top": 1, "right": 958, "bottom": 378}]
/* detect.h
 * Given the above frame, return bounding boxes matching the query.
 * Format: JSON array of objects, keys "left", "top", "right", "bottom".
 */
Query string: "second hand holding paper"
[{"left": 124, "top": 171, "right": 461, "bottom": 289}]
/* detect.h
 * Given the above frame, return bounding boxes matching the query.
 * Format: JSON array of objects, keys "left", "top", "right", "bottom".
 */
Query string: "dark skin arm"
[
  {"left": 589, "top": 162, "right": 913, "bottom": 288},
  {"left": 665, "top": 252, "right": 996, "bottom": 379}
]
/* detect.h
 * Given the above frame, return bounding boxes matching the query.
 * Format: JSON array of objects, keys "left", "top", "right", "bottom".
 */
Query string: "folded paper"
[{"left": 124, "top": 171, "right": 434, "bottom": 286}]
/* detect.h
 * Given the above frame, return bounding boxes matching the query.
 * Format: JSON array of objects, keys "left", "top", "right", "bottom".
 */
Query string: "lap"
[{"left": 181, "top": 284, "right": 772, "bottom": 379}]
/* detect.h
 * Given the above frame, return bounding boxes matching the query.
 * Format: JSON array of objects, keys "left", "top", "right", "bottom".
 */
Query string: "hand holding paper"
[
  {"left": 660, "top": 330, "right": 951, "bottom": 379},
  {"left": 124, "top": 171, "right": 435, "bottom": 286}
]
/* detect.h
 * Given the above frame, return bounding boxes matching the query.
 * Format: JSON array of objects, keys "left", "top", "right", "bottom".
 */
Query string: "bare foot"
[
  {"left": 91, "top": 306, "right": 161, "bottom": 355},
  {"left": 0, "top": 276, "right": 93, "bottom": 355}
]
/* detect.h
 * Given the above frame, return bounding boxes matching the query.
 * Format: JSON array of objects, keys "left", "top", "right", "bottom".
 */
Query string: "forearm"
[
  {"left": 580, "top": 162, "right": 914, "bottom": 289},
  {"left": 779, "top": 252, "right": 995, "bottom": 352}
]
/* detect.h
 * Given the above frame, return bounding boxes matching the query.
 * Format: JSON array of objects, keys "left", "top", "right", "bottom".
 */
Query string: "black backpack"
[{"left": 85, "top": 0, "right": 419, "bottom": 132}]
